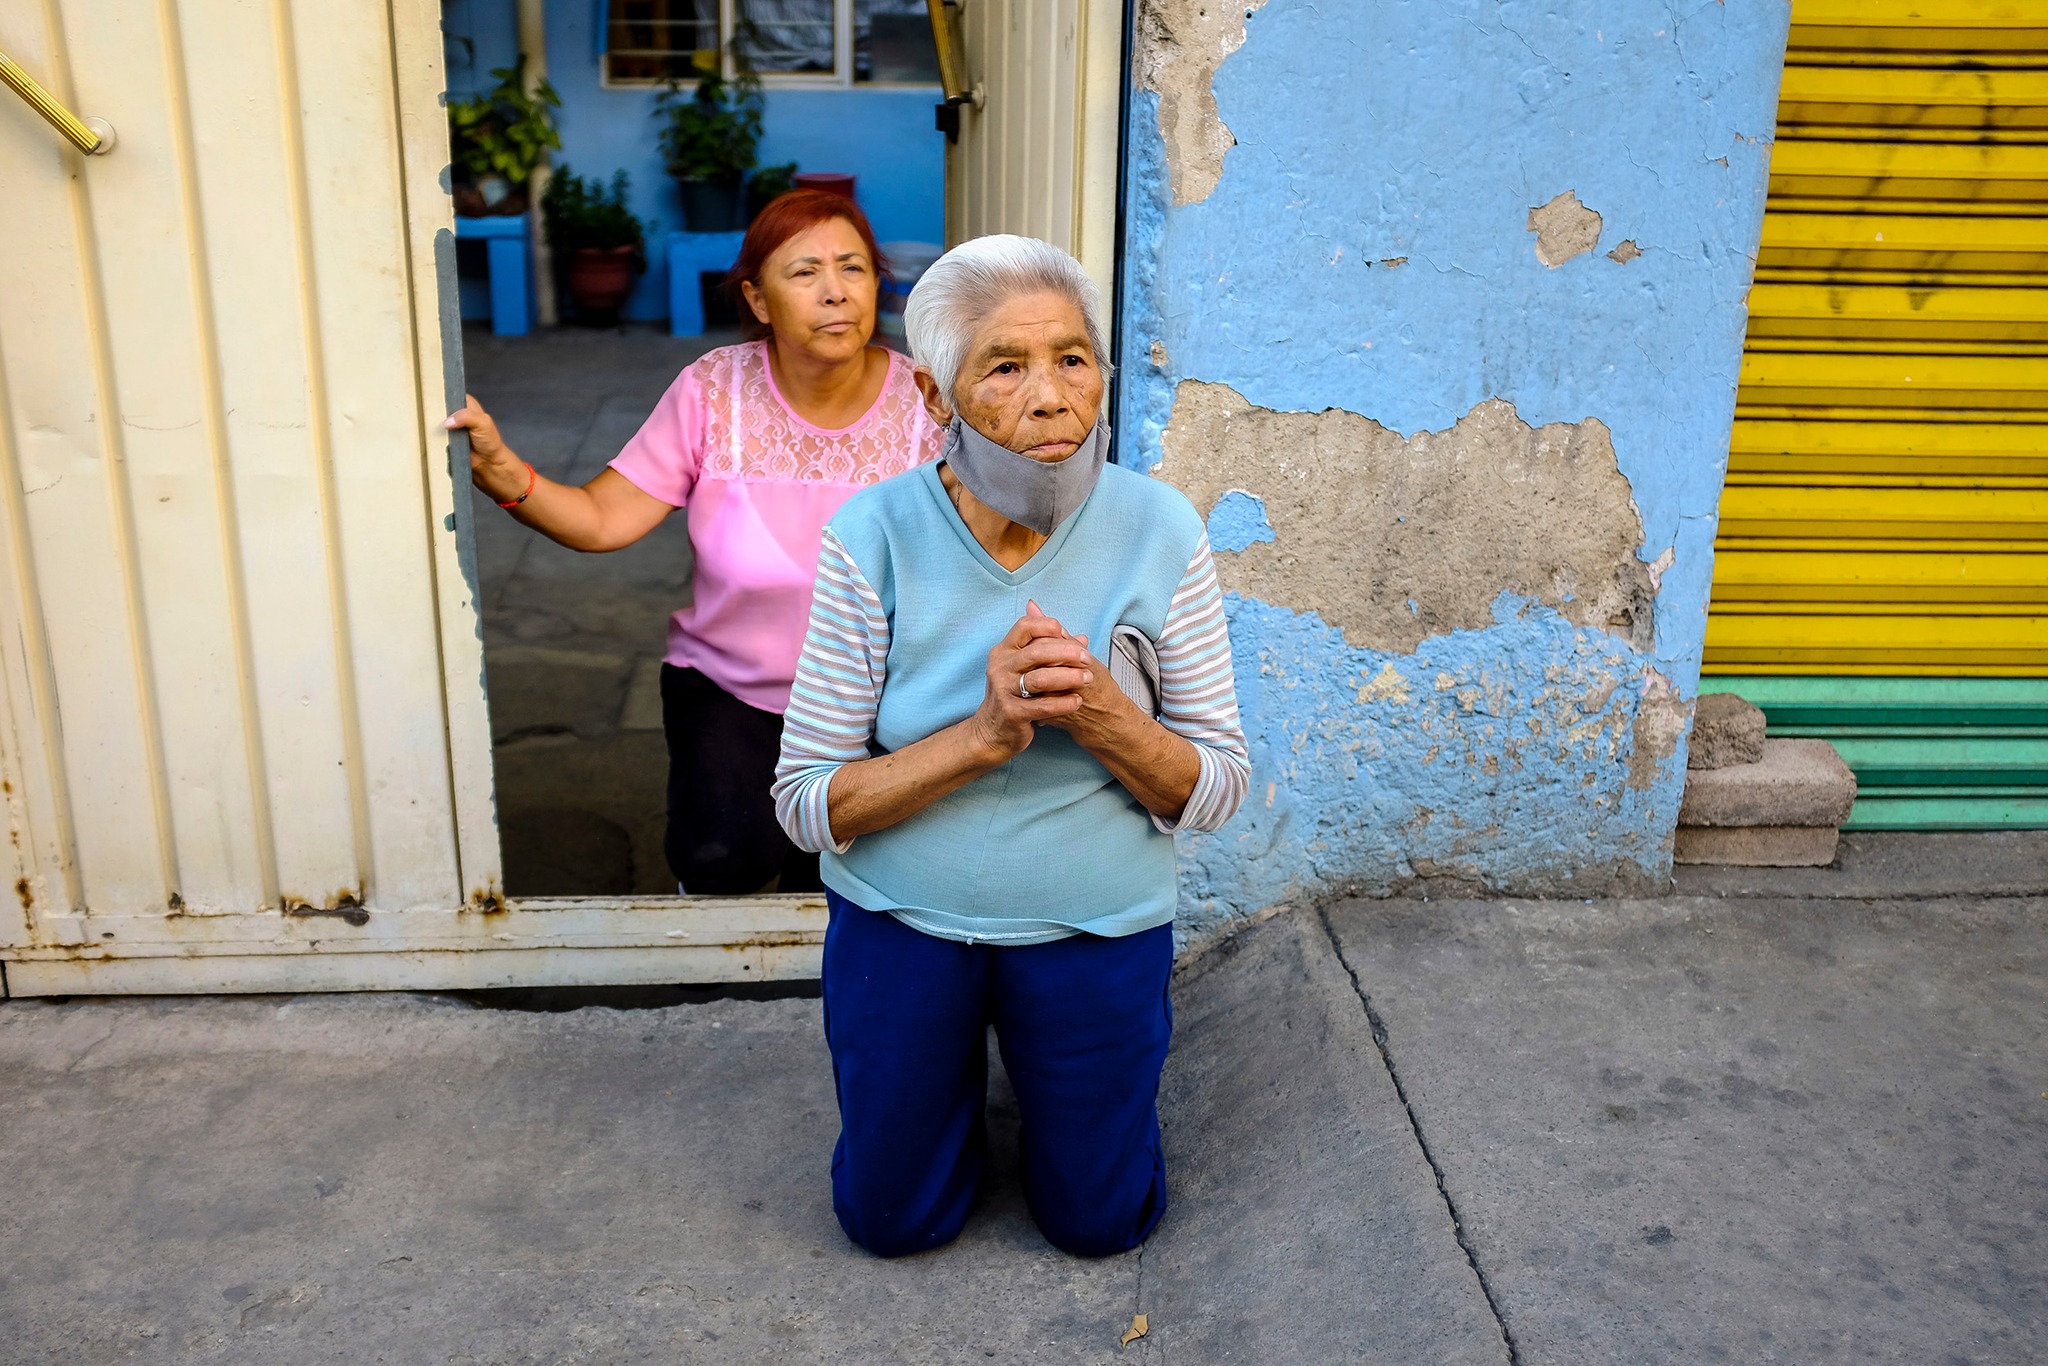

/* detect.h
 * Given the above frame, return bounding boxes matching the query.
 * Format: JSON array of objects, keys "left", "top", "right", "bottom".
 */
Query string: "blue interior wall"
[
  {"left": 1121, "top": 0, "right": 1791, "bottom": 935},
  {"left": 443, "top": 0, "right": 945, "bottom": 323},
  {"left": 444, "top": 0, "right": 524, "bottom": 320},
  {"left": 443, "top": 0, "right": 521, "bottom": 97}
]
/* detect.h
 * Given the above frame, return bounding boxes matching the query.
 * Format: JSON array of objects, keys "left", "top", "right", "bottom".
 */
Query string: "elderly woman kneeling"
[{"left": 772, "top": 236, "right": 1250, "bottom": 1258}]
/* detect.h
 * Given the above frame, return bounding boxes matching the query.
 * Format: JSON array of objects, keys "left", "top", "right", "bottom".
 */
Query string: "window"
[
  {"left": 734, "top": 1, "right": 836, "bottom": 75},
  {"left": 855, "top": 0, "right": 940, "bottom": 83},
  {"left": 602, "top": 0, "right": 939, "bottom": 86}
]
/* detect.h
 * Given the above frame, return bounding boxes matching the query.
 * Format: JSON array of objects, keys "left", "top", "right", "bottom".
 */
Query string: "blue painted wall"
[
  {"left": 444, "top": 0, "right": 523, "bottom": 320},
  {"left": 1121, "top": 1, "right": 1791, "bottom": 936},
  {"left": 442, "top": 0, "right": 945, "bottom": 323},
  {"left": 443, "top": 0, "right": 521, "bottom": 98}
]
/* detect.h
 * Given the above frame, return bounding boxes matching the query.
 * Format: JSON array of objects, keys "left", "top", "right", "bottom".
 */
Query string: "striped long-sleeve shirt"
[{"left": 770, "top": 460, "right": 1249, "bottom": 944}]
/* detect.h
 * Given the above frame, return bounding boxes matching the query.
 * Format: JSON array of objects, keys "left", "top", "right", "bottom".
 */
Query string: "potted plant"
[
  {"left": 447, "top": 59, "right": 561, "bottom": 216},
  {"left": 654, "top": 62, "right": 764, "bottom": 232},
  {"left": 541, "top": 167, "right": 647, "bottom": 323},
  {"left": 746, "top": 161, "right": 798, "bottom": 222}
]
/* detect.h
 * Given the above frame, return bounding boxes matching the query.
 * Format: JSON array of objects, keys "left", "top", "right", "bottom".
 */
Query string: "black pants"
[{"left": 662, "top": 665, "right": 822, "bottom": 895}]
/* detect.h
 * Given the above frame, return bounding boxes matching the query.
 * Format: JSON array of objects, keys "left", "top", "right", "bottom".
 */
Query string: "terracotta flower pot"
[{"left": 565, "top": 245, "right": 640, "bottom": 320}]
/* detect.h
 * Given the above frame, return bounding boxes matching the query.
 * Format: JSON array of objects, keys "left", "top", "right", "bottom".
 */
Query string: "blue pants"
[{"left": 821, "top": 890, "right": 1174, "bottom": 1258}]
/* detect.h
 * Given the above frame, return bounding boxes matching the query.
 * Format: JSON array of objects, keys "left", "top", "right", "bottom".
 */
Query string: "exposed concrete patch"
[
  {"left": 1608, "top": 239, "right": 1644, "bottom": 264},
  {"left": 1359, "top": 662, "right": 1411, "bottom": 704},
  {"left": 1528, "top": 191, "right": 1604, "bottom": 267},
  {"left": 1157, "top": 381, "right": 1655, "bottom": 655},
  {"left": 1644, "top": 543, "right": 1676, "bottom": 591},
  {"left": 1135, "top": 0, "right": 1271, "bottom": 206},
  {"left": 1627, "top": 668, "right": 1687, "bottom": 792}
]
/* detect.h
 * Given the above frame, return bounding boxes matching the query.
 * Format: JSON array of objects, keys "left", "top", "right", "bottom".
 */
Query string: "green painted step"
[
  {"left": 1699, "top": 676, "right": 2048, "bottom": 728},
  {"left": 1698, "top": 676, "right": 2048, "bottom": 830},
  {"left": 1843, "top": 791, "right": 2048, "bottom": 831},
  {"left": 1823, "top": 735, "right": 2048, "bottom": 787}
]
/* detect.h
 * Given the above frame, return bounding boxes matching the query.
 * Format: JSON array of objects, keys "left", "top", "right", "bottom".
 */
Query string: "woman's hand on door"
[
  {"left": 445, "top": 394, "right": 674, "bottom": 552},
  {"left": 448, "top": 394, "right": 528, "bottom": 503}
]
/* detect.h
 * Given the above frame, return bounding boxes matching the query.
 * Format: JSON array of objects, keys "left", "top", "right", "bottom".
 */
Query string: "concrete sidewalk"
[
  {"left": 0, "top": 912, "right": 1502, "bottom": 1365},
  {"left": 3, "top": 854, "right": 2042, "bottom": 1363}
]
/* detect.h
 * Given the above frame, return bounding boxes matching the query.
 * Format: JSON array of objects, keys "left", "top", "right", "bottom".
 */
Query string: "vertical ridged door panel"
[
  {"left": 0, "top": 0, "right": 494, "bottom": 946},
  {"left": 942, "top": 0, "right": 1121, "bottom": 303}
]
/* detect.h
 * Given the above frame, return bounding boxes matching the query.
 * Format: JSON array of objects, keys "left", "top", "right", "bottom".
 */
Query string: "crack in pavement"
[
  {"left": 60, "top": 1015, "right": 123, "bottom": 1075},
  {"left": 1132, "top": 1238, "right": 1157, "bottom": 1361},
  {"left": 1316, "top": 905, "right": 1522, "bottom": 1366}
]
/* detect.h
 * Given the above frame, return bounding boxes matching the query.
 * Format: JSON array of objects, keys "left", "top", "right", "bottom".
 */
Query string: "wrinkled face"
[
  {"left": 741, "top": 217, "right": 877, "bottom": 362},
  {"left": 924, "top": 289, "right": 1103, "bottom": 460}
]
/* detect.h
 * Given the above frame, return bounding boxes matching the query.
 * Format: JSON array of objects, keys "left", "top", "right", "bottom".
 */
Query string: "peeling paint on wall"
[
  {"left": 1527, "top": 191, "right": 1605, "bottom": 267},
  {"left": 1159, "top": 382, "right": 1656, "bottom": 655},
  {"left": 1175, "top": 594, "right": 1679, "bottom": 942},
  {"left": 1119, "top": 0, "right": 1791, "bottom": 936},
  {"left": 1134, "top": 0, "right": 1271, "bottom": 206},
  {"left": 1628, "top": 668, "right": 1688, "bottom": 792}
]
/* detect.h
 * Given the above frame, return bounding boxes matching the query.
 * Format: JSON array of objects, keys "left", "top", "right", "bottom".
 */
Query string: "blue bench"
[
  {"left": 455, "top": 215, "right": 533, "bottom": 337},
  {"left": 667, "top": 230, "right": 748, "bottom": 338}
]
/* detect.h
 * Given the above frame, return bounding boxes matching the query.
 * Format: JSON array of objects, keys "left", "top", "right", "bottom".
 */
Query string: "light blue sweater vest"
[{"left": 823, "top": 460, "right": 1206, "bottom": 943}]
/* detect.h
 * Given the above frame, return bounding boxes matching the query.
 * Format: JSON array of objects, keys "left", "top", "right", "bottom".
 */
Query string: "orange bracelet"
[{"left": 496, "top": 462, "right": 537, "bottom": 509}]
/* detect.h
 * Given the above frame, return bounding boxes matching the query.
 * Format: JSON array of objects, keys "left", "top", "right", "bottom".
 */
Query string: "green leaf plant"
[
  {"left": 448, "top": 59, "right": 563, "bottom": 184},
  {"left": 541, "top": 166, "right": 648, "bottom": 258},
  {"left": 653, "top": 57, "right": 765, "bottom": 188}
]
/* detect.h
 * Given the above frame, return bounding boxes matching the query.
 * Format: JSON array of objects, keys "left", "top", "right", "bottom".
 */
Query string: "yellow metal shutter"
[
  {"left": 1701, "top": 1, "right": 2048, "bottom": 830},
  {"left": 1705, "top": 0, "right": 2048, "bottom": 678}
]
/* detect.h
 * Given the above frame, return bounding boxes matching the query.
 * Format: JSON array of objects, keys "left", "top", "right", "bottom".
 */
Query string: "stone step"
[
  {"left": 1689, "top": 691, "right": 1767, "bottom": 769},
  {"left": 1678, "top": 737, "right": 1858, "bottom": 829},
  {"left": 1673, "top": 824, "right": 1840, "bottom": 868}
]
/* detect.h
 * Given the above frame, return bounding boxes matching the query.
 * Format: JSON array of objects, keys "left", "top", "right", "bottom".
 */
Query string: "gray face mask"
[{"left": 942, "top": 414, "right": 1110, "bottom": 537}]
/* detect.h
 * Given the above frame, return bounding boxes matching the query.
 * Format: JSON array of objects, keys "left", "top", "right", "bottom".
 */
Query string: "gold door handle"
[
  {"left": 0, "top": 49, "right": 114, "bottom": 155},
  {"left": 926, "top": 0, "right": 983, "bottom": 143}
]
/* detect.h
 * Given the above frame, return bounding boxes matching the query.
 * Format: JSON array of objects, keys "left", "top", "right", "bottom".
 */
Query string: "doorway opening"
[{"left": 456, "top": 1, "right": 1126, "bottom": 903}]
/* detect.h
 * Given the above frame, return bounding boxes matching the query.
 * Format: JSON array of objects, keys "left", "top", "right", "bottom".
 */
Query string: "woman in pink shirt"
[{"left": 450, "top": 191, "right": 943, "bottom": 894}]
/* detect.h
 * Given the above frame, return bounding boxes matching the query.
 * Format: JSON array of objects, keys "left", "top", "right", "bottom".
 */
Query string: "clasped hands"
[
  {"left": 970, "top": 600, "right": 1133, "bottom": 762},
  {"left": 826, "top": 600, "right": 1192, "bottom": 840}
]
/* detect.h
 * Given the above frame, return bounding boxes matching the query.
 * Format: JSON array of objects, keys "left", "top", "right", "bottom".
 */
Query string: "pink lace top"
[{"left": 610, "top": 340, "right": 943, "bottom": 714}]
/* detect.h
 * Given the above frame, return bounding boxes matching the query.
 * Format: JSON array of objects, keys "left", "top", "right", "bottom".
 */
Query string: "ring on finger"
[{"left": 1018, "top": 672, "right": 1031, "bottom": 699}]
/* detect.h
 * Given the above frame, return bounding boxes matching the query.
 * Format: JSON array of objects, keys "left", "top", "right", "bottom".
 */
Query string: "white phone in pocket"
[{"left": 1108, "top": 625, "right": 1162, "bottom": 717}]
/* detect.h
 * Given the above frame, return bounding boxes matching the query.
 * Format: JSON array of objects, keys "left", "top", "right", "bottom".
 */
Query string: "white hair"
[{"left": 903, "top": 234, "right": 1112, "bottom": 400}]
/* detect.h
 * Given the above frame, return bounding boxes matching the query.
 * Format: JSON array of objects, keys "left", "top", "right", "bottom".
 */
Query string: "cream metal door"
[
  {"left": 941, "top": 0, "right": 1124, "bottom": 303},
  {"left": 0, "top": 0, "right": 819, "bottom": 994},
  {"left": 0, "top": 0, "right": 494, "bottom": 988}
]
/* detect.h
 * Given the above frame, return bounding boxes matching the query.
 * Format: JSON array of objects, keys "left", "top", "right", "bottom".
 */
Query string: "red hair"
[{"left": 725, "top": 189, "right": 889, "bottom": 341}]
